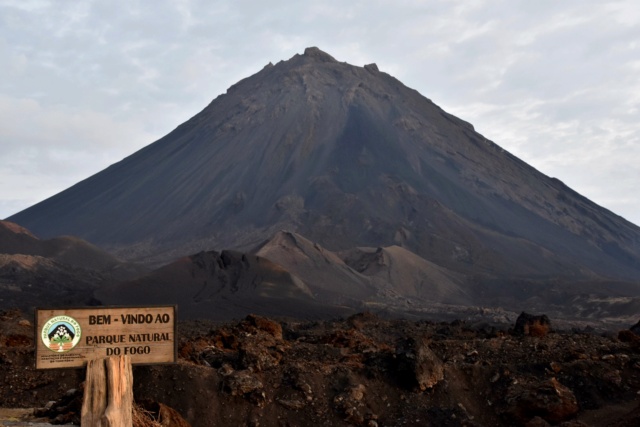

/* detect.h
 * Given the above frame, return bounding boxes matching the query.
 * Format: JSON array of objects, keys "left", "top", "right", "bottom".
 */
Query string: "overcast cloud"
[{"left": 1, "top": 0, "right": 639, "bottom": 226}]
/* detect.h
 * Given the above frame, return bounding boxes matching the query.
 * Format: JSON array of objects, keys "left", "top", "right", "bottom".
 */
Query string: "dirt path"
[{"left": 0, "top": 408, "right": 74, "bottom": 426}]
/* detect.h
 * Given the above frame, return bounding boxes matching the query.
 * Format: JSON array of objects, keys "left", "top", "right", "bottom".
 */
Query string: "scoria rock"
[
  {"left": 395, "top": 336, "right": 444, "bottom": 391},
  {"left": 505, "top": 377, "right": 578, "bottom": 424},
  {"left": 513, "top": 312, "right": 551, "bottom": 337}
]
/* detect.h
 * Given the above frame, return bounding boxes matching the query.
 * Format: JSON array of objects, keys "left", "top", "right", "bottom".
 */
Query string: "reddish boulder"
[
  {"left": 244, "top": 314, "right": 283, "bottom": 341},
  {"left": 136, "top": 400, "right": 191, "bottom": 427},
  {"left": 617, "top": 329, "right": 640, "bottom": 343},
  {"left": 505, "top": 377, "right": 578, "bottom": 424},
  {"left": 395, "top": 336, "right": 444, "bottom": 391},
  {"left": 513, "top": 312, "right": 551, "bottom": 337}
]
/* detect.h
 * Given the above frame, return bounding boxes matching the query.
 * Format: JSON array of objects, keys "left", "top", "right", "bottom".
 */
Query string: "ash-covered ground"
[{"left": 1, "top": 309, "right": 639, "bottom": 426}]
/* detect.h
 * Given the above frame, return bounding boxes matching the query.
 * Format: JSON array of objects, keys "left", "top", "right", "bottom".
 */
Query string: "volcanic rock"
[
  {"left": 222, "top": 369, "right": 263, "bottom": 396},
  {"left": 136, "top": 400, "right": 192, "bottom": 427},
  {"left": 395, "top": 336, "right": 444, "bottom": 391},
  {"left": 4, "top": 310, "right": 640, "bottom": 426},
  {"left": 513, "top": 312, "right": 552, "bottom": 337},
  {"left": 505, "top": 377, "right": 579, "bottom": 424},
  {"left": 244, "top": 314, "right": 283, "bottom": 341}
]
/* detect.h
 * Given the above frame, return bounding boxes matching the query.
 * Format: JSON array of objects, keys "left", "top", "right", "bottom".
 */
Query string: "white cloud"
[{"left": 0, "top": 94, "right": 158, "bottom": 216}]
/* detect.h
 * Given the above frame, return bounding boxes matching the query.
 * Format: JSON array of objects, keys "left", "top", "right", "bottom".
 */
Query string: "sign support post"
[{"left": 81, "top": 355, "right": 133, "bottom": 427}]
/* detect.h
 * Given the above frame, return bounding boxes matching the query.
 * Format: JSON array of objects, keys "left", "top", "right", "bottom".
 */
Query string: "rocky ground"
[{"left": 1, "top": 309, "right": 639, "bottom": 426}]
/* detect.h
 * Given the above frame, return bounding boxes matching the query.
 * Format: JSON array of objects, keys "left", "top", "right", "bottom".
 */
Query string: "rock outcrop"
[
  {"left": 395, "top": 336, "right": 444, "bottom": 391},
  {"left": 513, "top": 312, "right": 552, "bottom": 337}
]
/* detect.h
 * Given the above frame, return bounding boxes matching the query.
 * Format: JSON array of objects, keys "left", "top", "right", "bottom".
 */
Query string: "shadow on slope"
[
  {"left": 0, "top": 221, "right": 148, "bottom": 312},
  {"left": 0, "top": 254, "right": 102, "bottom": 312},
  {"left": 0, "top": 220, "right": 147, "bottom": 281},
  {"left": 95, "top": 250, "right": 355, "bottom": 321}
]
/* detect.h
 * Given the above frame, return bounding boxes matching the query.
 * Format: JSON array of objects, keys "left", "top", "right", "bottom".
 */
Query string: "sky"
[{"left": 1, "top": 0, "right": 639, "bottom": 226}]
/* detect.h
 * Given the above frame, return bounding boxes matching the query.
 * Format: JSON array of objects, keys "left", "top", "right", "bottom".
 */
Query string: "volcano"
[{"left": 9, "top": 47, "right": 640, "bottom": 289}]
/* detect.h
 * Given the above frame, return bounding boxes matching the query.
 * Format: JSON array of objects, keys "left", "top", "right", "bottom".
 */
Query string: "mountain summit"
[{"left": 9, "top": 47, "right": 640, "bottom": 284}]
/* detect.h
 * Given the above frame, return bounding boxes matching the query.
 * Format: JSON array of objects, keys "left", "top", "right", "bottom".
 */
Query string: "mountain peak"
[
  {"left": 9, "top": 48, "right": 640, "bottom": 285},
  {"left": 302, "top": 46, "right": 337, "bottom": 62}
]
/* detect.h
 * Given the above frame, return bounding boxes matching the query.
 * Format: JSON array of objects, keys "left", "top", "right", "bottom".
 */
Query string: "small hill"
[
  {"left": 0, "top": 220, "right": 148, "bottom": 312},
  {"left": 0, "top": 220, "right": 146, "bottom": 280},
  {"left": 0, "top": 254, "right": 102, "bottom": 311},
  {"left": 254, "top": 231, "right": 471, "bottom": 307},
  {"left": 95, "top": 250, "right": 354, "bottom": 320},
  {"left": 253, "top": 231, "right": 375, "bottom": 304},
  {"left": 340, "top": 245, "right": 470, "bottom": 304}
]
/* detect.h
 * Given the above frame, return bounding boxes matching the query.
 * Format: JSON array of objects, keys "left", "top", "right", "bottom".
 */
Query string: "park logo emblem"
[{"left": 41, "top": 315, "right": 82, "bottom": 352}]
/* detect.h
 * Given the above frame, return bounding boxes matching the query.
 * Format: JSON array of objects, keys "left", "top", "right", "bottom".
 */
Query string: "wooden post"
[
  {"left": 81, "top": 355, "right": 133, "bottom": 427},
  {"left": 81, "top": 358, "right": 108, "bottom": 426}
]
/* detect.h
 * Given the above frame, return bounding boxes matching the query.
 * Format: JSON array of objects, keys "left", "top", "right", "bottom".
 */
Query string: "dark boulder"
[
  {"left": 513, "top": 312, "right": 551, "bottom": 337},
  {"left": 395, "top": 336, "right": 444, "bottom": 391}
]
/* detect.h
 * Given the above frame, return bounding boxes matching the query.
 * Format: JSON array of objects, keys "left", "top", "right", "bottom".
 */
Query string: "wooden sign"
[{"left": 35, "top": 306, "right": 176, "bottom": 370}]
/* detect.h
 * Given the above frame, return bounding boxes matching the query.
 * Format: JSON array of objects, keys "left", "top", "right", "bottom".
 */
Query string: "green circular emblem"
[{"left": 41, "top": 315, "right": 82, "bottom": 352}]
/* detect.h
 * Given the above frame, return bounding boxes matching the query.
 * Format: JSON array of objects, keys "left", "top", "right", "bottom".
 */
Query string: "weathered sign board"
[{"left": 35, "top": 306, "right": 176, "bottom": 370}]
